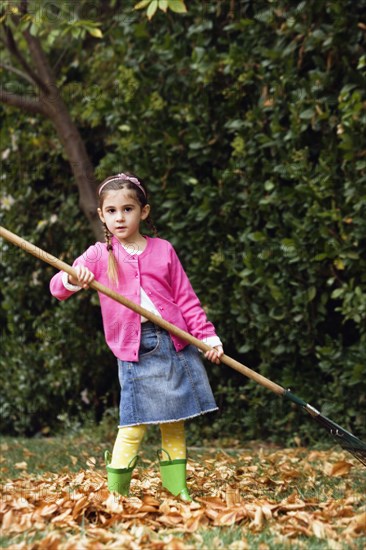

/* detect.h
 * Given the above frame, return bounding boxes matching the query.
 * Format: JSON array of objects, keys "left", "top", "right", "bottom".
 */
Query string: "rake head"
[
  {"left": 311, "top": 412, "right": 366, "bottom": 467},
  {"left": 284, "top": 390, "right": 366, "bottom": 467}
]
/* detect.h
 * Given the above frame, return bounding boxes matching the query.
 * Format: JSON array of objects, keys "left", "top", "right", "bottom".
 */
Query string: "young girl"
[{"left": 50, "top": 173, "right": 223, "bottom": 502}]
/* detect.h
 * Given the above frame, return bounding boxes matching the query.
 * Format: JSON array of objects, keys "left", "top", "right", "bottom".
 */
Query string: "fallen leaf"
[
  {"left": 14, "top": 461, "right": 28, "bottom": 470},
  {"left": 86, "top": 456, "right": 97, "bottom": 468},
  {"left": 326, "top": 461, "right": 353, "bottom": 477},
  {"left": 344, "top": 511, "right": 366, "bottom": 534},
  {"left": 312, "top": 519, "right": 328, "bottom": 539},
  {"left": 229, "top": 541, "right": 249, "bottom": 550},
  {"left": 2, "top": 510, "right": 14, "bottom": 531},
  {"left": 40, "top": 503, "right": 59, "bottom": 517},
  {"left": 36, "top": 532, "right": 62, "bottom": 549},
  {"left": 51, "top": 508, "right": 72, "bottom": 524},
  {"left": 251, "top": 506, "right": 265, "bottom": 530},
  {"left": 103, "top": 493, "right": 124, "bottom": 514},
  {"left": 72, "top": 495, "right": 89, "bottom": 519}
]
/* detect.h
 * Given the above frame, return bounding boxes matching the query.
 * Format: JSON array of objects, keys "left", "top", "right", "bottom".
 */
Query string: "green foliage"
[
  {"left": 1, "top": 0, "right": 365, "bottom": 441},
  {"left": 134, "top": 0, "right": 187, "bottom": 20},
  {"left": 0, "top": 111, "right": 117, "bottom": 435},
  {"left": 1, "top": 0, "right": 104, "bottom": 43}
]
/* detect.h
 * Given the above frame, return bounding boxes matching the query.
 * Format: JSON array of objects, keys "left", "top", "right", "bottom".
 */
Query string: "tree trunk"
[
  {"left": 23, "top": 27, "right": 104, "bottom": 241},
  {"left": 1, "top": 19, "right": 103, "bottom": 241},
  {"left": 42, "top": 90, "right": 103, "bottom": 241}
]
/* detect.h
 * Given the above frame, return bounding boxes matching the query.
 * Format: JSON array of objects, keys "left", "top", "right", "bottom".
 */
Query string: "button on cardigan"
[{"left": 50, "top": 236, "right": 222, "bottom": 362}]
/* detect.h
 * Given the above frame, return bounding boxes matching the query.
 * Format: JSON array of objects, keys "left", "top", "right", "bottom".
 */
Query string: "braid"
[
  {"left": 104, "top": 224, "right": 113, "bottom": 251},
  {"left": 145, "top": 215, "right": 159, "bottom": 237},
  {"left": 103, "top": 223, "right": 119, "bottom": 285}
]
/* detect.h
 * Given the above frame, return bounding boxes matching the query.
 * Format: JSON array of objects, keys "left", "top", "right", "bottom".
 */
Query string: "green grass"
[{"left": 1, "top": 434, "right": 107, "bottom": 477}]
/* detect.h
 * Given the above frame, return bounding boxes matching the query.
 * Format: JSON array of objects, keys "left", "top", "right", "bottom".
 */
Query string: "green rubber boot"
[
  {"left": 105, "top": 451, "right": 138, "bottom": 496},
  {"left": 158, "top": 449, "right": 192, "bottom": 503}
]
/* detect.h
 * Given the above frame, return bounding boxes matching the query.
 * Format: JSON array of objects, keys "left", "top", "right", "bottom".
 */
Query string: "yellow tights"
[
  {"left": 160, "top": 420, "right": 186, "bottom": 460},
  {"left": 110, "top": 421, "right": 186, "bottom": 469}
]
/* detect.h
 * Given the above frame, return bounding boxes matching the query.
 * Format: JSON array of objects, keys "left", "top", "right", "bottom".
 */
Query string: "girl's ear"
[
  {"left": 97, "top": 208, "right": 105, "bottom": 224},
  {"left": 141, "top": 204, "right": 151, "bottom": 221}
]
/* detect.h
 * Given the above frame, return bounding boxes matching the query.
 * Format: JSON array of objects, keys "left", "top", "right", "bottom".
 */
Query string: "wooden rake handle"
[{"left": 0, "top": 225, "right": 285, "bottom": 397}]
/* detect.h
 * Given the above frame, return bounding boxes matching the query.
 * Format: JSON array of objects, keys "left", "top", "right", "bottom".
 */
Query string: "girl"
[{"left": 50, "top": 173, "right": 224, "bottom": 502}]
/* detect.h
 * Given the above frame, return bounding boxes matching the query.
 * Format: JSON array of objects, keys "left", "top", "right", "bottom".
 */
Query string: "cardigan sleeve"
[
  {"left": 61, "top": 271, "right": 82, "bottom": 292},
  {"left": 168, "top": 244, "right": 222, "bottom": 345},
  {"left": 50, "top": 243, "right": 103, "bottom": 301}
]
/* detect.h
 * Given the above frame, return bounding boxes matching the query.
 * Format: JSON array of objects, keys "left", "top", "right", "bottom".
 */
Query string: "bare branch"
[
  {"left": 19, "top": 0, "right": 28, "bottom": 16},
  {"left": 0, "top": 62, "right": 36, "bottom": 86},
  {"left": 22, "top": 28, "right": 56, "bottom": 89},
  {"left": 53, "top": 47, "right": 69, "bottom": 73},
  {"left": 3, "top": 23, "right": 49, "bottom": 94},
  {"left": 0, "top": 89, "right": 47, "bottom": 115}
]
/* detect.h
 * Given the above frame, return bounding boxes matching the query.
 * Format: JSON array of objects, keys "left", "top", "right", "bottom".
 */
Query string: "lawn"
[{"left": 1, "top": 433, "right": 365, "bottom": 549}]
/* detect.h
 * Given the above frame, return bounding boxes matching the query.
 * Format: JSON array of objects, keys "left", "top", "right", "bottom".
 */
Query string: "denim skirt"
[{"left": 117, "top": 322, "right": 218, "bottom": 426}]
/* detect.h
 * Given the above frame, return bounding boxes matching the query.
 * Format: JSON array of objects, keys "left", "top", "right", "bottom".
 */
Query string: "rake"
[{"left": 1, "top": 225, "right": 365, "bottom": 467}]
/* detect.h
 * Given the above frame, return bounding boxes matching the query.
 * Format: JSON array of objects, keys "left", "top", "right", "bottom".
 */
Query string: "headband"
[{"left": 99, "top": 173, "right": 146, "bottom": 197}]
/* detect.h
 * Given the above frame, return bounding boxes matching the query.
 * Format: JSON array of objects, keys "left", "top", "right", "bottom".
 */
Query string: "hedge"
[{"left": 1, "top": 0, "right": 365, "bottom": 442}]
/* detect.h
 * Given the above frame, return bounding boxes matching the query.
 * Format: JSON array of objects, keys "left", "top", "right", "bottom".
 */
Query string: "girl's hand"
[
  {"left": 205, "top": 345, "right": 224, "bottom": 365},
  {"left": 68, "top": 265, "right": 95, "bottom": 289}
]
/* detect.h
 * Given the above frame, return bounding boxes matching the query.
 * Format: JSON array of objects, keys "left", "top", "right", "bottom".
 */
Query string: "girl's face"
[{"left": 98, "top": 189, "right": 150, "bottom": 244}]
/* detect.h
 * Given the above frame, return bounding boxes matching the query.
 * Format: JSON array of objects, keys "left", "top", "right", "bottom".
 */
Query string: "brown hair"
[{"left": 98, "top": 173, "right": 157, "bottom": 285}]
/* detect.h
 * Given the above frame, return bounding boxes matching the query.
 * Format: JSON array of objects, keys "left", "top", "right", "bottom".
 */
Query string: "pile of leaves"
[{"left": 1, "top": 446, "right": 366, "bottom": 549}]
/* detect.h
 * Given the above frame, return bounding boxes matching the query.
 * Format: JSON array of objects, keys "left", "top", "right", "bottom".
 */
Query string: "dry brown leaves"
[{"left": 1, "top": 447, "right": 365, "bottom": 549}]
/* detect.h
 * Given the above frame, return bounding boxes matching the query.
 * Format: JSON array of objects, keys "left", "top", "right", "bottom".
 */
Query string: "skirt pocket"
[{"left": 139, "top": 326, "right": 160, "bottom": 357}]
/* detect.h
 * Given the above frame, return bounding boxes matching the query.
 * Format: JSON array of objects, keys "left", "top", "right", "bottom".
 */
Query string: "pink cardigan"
[{"left": 50, "top": 236, "right": 220, "bottom": 361}]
